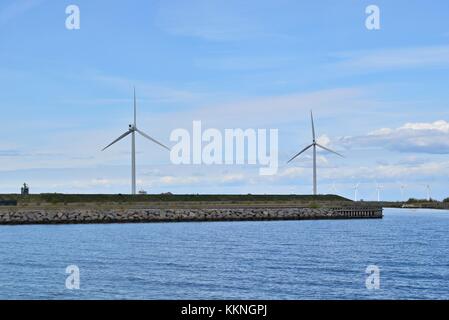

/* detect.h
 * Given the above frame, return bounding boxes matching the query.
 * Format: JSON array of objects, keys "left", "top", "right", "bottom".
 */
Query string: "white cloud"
[
  {"left": 333, "top": 45, "right": 449, "bottom": 72},
  {"left": 220, "top": 173, "right": 245, "bottom": 183},
  {"left": 399, "top": 120, "right": 449, "bottom": 132},
  {"left": 341, "top": 120, "right": 449, "bottom": 154},
  {"left": 159, "top": 175, "right": 201, "bottom": 186},
  {"left": 320, "top": 160, "right": 449, "bottom": 182},
  {"left": 278, "top": 167, "right": 305, "bottom": 178},
  {"left": 316, "top": 134, "right": 331, "bottom": 147}
]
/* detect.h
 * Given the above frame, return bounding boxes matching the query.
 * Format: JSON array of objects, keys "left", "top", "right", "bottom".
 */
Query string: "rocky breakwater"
[{"left": 0, "top": 206, "right": 382, "bottom": 225}]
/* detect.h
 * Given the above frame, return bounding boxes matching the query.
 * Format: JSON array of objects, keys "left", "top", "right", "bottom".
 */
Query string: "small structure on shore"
[{"left": 21, "top": 183, "right": 29, "bottom": 195}]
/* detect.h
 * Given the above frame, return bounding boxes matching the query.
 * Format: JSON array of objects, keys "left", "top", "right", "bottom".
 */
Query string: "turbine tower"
[
  {"left": 102, "top": 88, "right": 170, "bottom": 194},
  {"left": 287, "top": 111, "right": 344, "bottom": 195}
]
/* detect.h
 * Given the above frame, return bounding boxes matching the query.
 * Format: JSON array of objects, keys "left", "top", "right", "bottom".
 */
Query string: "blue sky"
[{"left": 1, "top": 0, "right": 449, "bottom": 200}]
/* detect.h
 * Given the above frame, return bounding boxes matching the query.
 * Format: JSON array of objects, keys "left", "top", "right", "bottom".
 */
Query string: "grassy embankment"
[
  {"left": 2, "top": 194, "right": 447, "bottom": 209},
  {"left": 358, "top": 199, "right": 449, "bottom": 210},
  {"left": 0, "top": 194, "right": 356, "bottom": 209}
]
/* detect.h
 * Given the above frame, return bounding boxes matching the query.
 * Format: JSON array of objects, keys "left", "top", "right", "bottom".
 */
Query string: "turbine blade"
[
  {"left": 136, "top": 129, "right": 170, "bottom": 151},
  {"left": 133, "top": 87, "right": 137, "bottom": 126},
  {"left": 311, "top": 110, "right": 316, "bottom": 141},
  {"left": 287, "top": 144, "right": 313, "bottom": 163},
  {"left": 316, "top": 143, "right": 344, "bottom": 157},
  {"left": 102, "top": 130, "right": 132, "bottom": 151}
]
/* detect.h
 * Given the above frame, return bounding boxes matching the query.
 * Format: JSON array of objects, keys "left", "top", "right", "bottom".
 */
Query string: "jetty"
[{"left": 0, "top": 194, "right": 382, "bottom": 225}]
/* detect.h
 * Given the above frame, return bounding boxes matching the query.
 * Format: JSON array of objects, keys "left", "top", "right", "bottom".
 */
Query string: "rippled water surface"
[{"left": 0, "top": 208, "right": 448, "bottom": 299}]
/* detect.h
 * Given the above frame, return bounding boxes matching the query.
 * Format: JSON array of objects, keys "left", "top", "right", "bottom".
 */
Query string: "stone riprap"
[{"left": 0, "top": 207, "right": 382, "bottom": 225}]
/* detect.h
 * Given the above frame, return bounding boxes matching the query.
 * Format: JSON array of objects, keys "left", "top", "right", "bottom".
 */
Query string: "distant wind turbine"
[
  {"left": 102, "top": 88, "right": 170, "bottom": 195},
  {"left": 426, "top": 184, "right": 432, "bottom": 201},
  {"left": 399, "top": 183, "right": 407, "bottom": 201},
  {"left": 331, "top": 182, "right": 338, "bottom": 195},
  {"left": 376, "top": 182, "right": 384, "bottom": 202},
  {"left": 287, "top": 111, "right": 344, "bottom": 195},
  {"left": 353, "top": 183, "right": 360, "bottom": 202}
]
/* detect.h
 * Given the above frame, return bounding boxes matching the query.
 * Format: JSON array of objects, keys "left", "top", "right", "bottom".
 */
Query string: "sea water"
[{"left": 0, "top": 208, "right": 448, "bottom": 299}]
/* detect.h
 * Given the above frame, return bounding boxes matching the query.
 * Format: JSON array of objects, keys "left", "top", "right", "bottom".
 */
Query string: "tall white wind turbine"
[
  {"left": 287, "top": 111, "right": 344, "bottom": 195},
  {"left": 102, "top": 88, "right": 170, "bottom": 195}
]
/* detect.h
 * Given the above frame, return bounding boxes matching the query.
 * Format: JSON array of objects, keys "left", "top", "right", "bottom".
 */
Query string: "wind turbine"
[
  {"left": 287, "top": 111, "right": 344, "bottom": 195},
  {"left": 399, "top": 183, "right": 407, "bottom": 201},
  {"left": 102, "top": 88, "right": 170, "bottom": 195},
  {"left": 426, "top": 184, "right": 432, "bottom": 201},
  {"left": 376, "top": 182, "right": 384, "bottom": 202},
  {"left": 331, "top": 182, "right": 338, "bottom": 195},
  {"left": 353, "top": 183, "right": 360, "bottom": 201}
]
